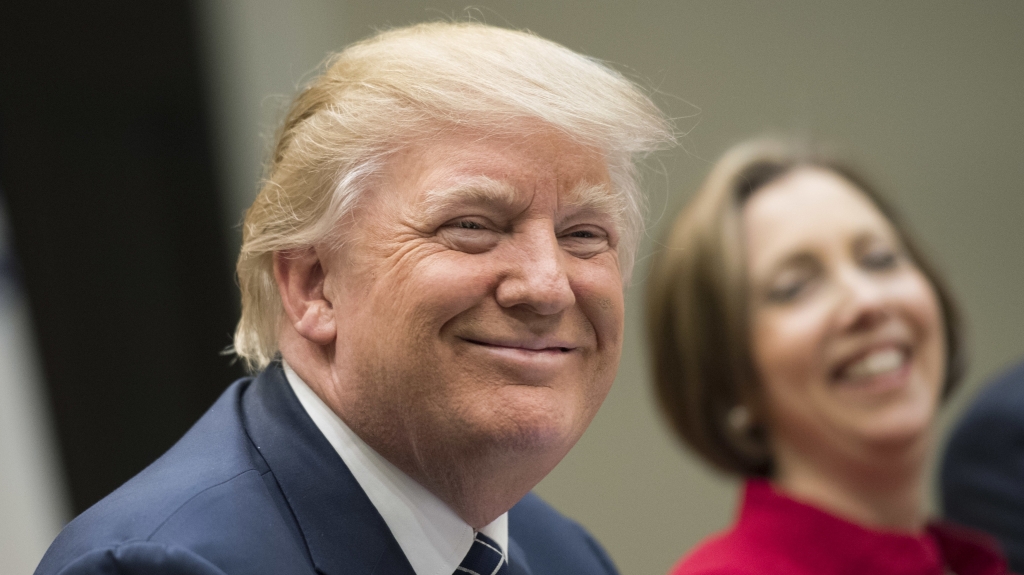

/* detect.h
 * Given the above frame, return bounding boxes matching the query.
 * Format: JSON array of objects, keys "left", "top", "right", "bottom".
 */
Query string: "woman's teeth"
[{"left": 844, "top": 348, "right": 905, "bottom": 379}]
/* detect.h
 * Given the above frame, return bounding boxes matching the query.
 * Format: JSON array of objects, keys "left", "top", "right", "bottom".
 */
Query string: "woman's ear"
[{"left": 273, "top": 248, "right": 336, "bottom": 346}]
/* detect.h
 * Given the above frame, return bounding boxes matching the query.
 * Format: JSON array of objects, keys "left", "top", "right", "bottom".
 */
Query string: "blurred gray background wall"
[{"left": 4, "top": 1, "right": 1023, "bottom": 573}]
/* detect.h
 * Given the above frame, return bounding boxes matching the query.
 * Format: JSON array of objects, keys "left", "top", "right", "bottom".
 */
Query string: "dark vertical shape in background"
[{"left": 0, "top": 1, "right": 245, "bottom": 512}]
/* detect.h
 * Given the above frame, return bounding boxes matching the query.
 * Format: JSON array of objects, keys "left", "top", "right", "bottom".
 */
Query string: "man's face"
[{"left": 319, "top": 127, "right": 625, "bottom": 479}]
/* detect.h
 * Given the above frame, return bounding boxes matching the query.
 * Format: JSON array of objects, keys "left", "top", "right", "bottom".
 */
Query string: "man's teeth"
[{"left": 844, "top": 349, "right": 905, "bottom": 379}]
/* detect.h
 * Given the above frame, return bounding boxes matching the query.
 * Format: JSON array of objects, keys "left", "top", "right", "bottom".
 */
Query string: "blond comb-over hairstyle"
[{"left": 233, "top": 22, "right": 674, "bottom": 372}]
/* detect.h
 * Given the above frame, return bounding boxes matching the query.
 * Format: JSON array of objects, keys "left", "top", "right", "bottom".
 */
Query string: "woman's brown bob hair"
[{"left": 646, "top": 138, "right": 965, "bottom": 477}]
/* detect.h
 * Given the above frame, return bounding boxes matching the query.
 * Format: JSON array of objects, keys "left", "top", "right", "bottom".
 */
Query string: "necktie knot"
[{"left": 455, "top": 532, "right": 507, "bottom": 575}]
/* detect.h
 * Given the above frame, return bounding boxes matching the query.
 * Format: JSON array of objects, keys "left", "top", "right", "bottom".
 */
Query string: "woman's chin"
[
  {"left": 854, "top": 412, "right": 934, "bottom": 453},
  {"left": 834, "top": 385, "right": 938, "bottom": 448}
]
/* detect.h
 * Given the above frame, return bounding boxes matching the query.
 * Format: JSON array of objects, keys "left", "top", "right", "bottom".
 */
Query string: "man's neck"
[
  {"left": 281, "top": 360, "right": 510, "bottom": 574},
  {"left": 279, "top": 335, "right": 560, "bottom": 529},
  {"left": 341, "top": 404, "right": 566, "bottom": 528},
  {"left": 402, "top": 443, "right": 568, "bottom": 528}
]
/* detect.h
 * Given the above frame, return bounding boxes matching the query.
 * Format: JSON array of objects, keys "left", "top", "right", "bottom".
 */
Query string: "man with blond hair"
[{"left": 37, "top": 22, "right": 671, "bottom": 575}]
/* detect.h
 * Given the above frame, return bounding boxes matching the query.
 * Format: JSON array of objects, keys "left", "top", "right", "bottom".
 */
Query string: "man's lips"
[
  {"left": 455, "top": 336, "right": 583, "bottom": 380},
  {"left": 460, "top": 337, "right": 577, "bottom": 353}
]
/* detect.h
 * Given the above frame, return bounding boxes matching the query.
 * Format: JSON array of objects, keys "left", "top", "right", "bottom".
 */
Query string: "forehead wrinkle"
[{"left": 414, "top": 176, "right": 521, "bottom": 222}]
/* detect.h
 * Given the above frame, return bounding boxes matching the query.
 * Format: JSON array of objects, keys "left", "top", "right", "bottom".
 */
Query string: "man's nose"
[
  {"left": 495, "top": 228, "right": 575, "bottom": 315},
  {"left": 834, "top": 266, "right": 889, "bottom": 332}
]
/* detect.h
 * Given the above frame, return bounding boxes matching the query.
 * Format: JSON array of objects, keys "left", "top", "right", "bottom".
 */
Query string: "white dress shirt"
[{"left": 282, "top": 362, "right": 509, "bottom": 575}]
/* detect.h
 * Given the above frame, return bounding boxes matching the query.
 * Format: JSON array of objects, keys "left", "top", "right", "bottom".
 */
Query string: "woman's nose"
[
  {"left": 494, "top": 229, "right": 575, "bottom": 315},
  {"left": 835, "top": 267, "right": 889, "bottom": 332}
]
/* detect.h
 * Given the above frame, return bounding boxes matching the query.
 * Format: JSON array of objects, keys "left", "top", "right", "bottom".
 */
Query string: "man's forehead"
[{"left": 416, "top": 176, "right": 621, "bottom": 218}]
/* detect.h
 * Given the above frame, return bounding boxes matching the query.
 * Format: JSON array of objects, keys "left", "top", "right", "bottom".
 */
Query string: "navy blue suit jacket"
[
  {"left": 942, "top": 359, "right": 1024, "bottom": 573},
  {"left": 37, "top": 362, "right": 620, "bottom": 575}
]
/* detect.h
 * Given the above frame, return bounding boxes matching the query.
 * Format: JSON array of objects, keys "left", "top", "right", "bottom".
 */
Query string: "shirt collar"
[{"left": 283, "top": 361, "right": 508, "bottom": 575}]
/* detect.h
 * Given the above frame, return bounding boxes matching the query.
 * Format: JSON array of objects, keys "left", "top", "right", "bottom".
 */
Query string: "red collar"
[{"left": 732, "top": 479, "right": 1009, "bottom": 575}]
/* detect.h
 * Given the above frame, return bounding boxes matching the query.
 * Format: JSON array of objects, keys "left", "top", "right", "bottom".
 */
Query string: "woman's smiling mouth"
[{"left": 833, "top": 345, "right": 912, "bottom": 390}]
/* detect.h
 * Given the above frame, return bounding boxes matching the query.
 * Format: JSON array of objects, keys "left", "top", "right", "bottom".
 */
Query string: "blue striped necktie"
[{"left": 455, "top": 532, "right": 508, "bottom": 575}]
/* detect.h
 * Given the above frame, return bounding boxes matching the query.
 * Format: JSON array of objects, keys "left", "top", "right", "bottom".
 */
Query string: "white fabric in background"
[{"left": 0, "top": 199, "right": 70, "bottom": 574}]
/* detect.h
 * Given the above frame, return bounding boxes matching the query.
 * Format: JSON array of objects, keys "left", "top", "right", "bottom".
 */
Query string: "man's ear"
[{"left": 273, "top": 248, "right": 336, "bottom": 346}]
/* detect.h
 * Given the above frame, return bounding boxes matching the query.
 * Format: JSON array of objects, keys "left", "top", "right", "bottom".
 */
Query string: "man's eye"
[
  {"left": 561, "top": 225, "right": 606, "bottom": 241},
  {"left": 438, "top": 218, "right": 500, "bottom": 254},
  {"left": 559, "top": 226, "right": 609, "bottom": 258}
]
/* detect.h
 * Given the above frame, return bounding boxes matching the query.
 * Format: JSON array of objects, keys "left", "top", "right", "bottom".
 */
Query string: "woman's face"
[{"left": 743, "top": 168, "right": 946, "bottom": 467}]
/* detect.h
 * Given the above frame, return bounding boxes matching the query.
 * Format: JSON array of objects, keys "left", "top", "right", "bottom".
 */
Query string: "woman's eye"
[
  {"left": 766, "top": 280, "right": 806, "bottom": 303},
  {"left": 862, "top": 248, "right": 898, "bottom": 271},
  {"left": 568, "top": 229, "right": 596, "bottom": 238},
  {"left": 764, "top": 267, "right": 817, "bottom": 304},
  {"left": 455, "top": 220, "right": 484, "bottom": 230}
]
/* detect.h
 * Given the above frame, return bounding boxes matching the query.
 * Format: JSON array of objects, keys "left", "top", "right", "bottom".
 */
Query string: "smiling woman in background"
[{"left": 646, "top": 138, "right": 1010, "bottom": 575}]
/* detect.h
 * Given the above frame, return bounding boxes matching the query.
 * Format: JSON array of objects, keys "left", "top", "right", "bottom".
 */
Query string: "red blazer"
[{"left": 672, "top": 480, "right": 1010, "bottom": 575}]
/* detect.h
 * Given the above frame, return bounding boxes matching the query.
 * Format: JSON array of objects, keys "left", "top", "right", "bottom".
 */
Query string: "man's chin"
[{"left": 467, "top": 410, "right": 589, "bottom": 465}]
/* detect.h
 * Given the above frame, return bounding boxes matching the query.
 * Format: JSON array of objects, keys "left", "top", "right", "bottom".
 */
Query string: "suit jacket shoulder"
[
  {"left": 942, "top": 359, "right": 1024, "bottom": 572},
  {"left": 508, "top": 492, "right": 619, "bottom": 575},
  {"left": 35, "top": 377, "right": 316, "bottom": 575}
]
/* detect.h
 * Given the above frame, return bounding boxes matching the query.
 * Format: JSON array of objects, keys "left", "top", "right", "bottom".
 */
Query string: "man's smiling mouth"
[{"left": 462, "top": 338, "right": 575, "bottom": 353}]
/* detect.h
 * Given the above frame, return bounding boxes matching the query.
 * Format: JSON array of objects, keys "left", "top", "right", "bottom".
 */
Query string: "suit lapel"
[{"left": 241, "top": 363, "right": 417, "bottom": 575}]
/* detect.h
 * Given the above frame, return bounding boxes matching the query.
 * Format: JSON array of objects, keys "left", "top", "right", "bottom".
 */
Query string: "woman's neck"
[{"left": 771, "top": 437, "right": 931, "bottom": 532}]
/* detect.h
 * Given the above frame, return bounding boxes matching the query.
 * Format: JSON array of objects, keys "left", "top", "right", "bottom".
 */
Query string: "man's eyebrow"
[
  {"left": 416, "top": 176, "right": 521, "bottom": 221},
  {"left": 560, "top": 181, "right": 621, "bottom": 220}
]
